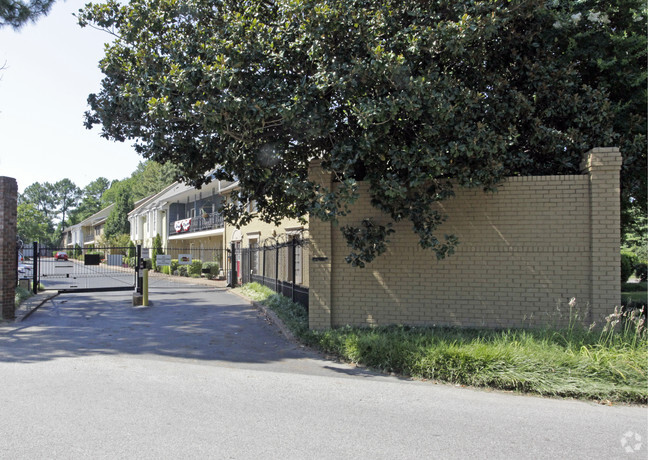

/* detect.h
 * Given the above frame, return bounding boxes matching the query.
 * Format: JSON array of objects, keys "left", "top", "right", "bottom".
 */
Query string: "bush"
[
  {"left": 621, "top": 251, "right": 639, "bottom": 283},
  {"left": 634, "top": 262, "right": 648, "bottom": 282},
  {"left": 170, "top": 259, "right": 179, "bottom": 274},
  {"left": 188, "top": 259, "right": 203, "bottom": 276},
  {"left": 162, "top": 266, "right": 171, "bottom": 275},
  {"left": 178, "top": 266, "right": 188, "bottom": 277},
  {"left": 202, "top": 261, "right": 220, "bottom": 279},
  {"left": 128, "top": 241, "right": 136, "bottom": 258},
  {"left": 152, "top": 234, "right": 163, "bottom": 271},
  {"left": 622, "top": 282, "right": 648, "bottom": 292}
]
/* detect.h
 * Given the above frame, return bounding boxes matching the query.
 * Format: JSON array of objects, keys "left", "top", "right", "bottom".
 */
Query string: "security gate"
[{"left": 35, "top": 243, "right": 137, "bottom": 293}]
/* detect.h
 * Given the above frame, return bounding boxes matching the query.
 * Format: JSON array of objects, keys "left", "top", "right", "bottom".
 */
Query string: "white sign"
[
  {"left": 178, "top": 254, "right": 193, "bottom": 265},
  {"left": 53, "top": 262, "right": 73, "bottom": 275},
  {"left": 156, "top": 254, "right": 172, "bottom": 266},
  {"left": 141, "top": 248, "right": 150, "bottom": 259}
]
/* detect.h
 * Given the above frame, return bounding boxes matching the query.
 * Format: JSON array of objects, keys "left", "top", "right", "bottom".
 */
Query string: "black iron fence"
[
  {"left": 237, "top": 239, "right": 310, "bottom": 310},
  {"left": 29, "top": 243, "right": 136, "bottom": 293}
]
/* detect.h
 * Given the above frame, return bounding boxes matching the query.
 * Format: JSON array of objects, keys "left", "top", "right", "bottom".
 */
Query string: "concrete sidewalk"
[{"left": 8, "top": 289, "right": 59, "bottom": 323}]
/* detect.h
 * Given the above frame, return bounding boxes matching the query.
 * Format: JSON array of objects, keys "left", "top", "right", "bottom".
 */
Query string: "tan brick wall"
[{"left": 309, "top": 149, "right": 622, "bottom": 329}]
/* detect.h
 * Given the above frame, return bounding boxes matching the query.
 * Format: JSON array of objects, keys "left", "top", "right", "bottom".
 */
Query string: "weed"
[
  {"left": 236, "top": 284, "right": 648, "bottom": 403},
  {"left": 14, "top": 285, "right": 33, "bottom": 308}
]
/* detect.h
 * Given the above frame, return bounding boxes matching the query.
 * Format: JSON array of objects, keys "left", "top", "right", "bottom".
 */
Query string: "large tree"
[
  {"left": 69, "top": 176, "right": 111, "bottom": 224},
  {"left": 104, "top": 184, "right": 132, "bottom": 239},
  {"left": 16, "top": 202, "right": 54, "bottom": 245},
  {"left": 100, "top": 160, "right": 178, "bottom": 207},
  {"left": 52, "top": 178, "right": 82, "bottom": 232},
  {"left": 78, "top": 0, "right": 645, "bottom": 264},
  {"left": 0, "top": 0, "right": 56, "bottom": 28},
  {"left": 20, "top": 181, "right": 57, "bottom": 219},
  {"left": 550, "top": 0, "right": 647, "bottom": 242}
]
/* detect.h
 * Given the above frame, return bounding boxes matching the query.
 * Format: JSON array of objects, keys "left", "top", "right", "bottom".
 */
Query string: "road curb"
[{"left": 228, "top": 288, "right": 297, "bottom": 343}]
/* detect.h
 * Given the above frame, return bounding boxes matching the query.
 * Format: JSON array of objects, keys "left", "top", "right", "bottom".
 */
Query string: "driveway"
[{"left": 0, "top": 288, "right": 647, "bottom": 459}]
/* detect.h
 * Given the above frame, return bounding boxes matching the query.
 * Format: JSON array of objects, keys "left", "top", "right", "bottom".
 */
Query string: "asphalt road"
[{"left": 0, "top": 289, "right": 647, "bottom": 459}]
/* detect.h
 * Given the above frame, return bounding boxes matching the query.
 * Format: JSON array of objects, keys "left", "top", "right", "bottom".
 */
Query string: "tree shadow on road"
[{"left": 0, "top": 289, "right": 367, "bottom": 379}]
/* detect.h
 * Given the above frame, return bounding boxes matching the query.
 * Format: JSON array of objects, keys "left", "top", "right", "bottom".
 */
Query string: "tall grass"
[
  {"left": 14, "top": 285, "right": 34, "bottom": 308},
  {"left": 237, "top": 283, "right": 648, "bottom": 403}
]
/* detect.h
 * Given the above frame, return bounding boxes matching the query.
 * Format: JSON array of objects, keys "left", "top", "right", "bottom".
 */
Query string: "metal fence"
[
  {"left": 238, "top": 238, "right": 310, "bottom": 310},
  {"left": 29, "top": 244, "right": 137, "bottom": 293}
]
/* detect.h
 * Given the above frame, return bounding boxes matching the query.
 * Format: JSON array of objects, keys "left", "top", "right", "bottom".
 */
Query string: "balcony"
[
  {"left": 83, "top": 232, "right": 95, "bottom": 245},
  {"left": 169, "top": 212, "right": 225, "bottom": 237}
]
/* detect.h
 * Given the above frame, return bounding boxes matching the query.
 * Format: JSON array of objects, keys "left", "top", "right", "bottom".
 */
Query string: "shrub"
[
  {"left": 202, "top": 261, "right": 220, "bottom": 279},
  {"left": 634, "top": 262, "right": 648, "bottom": 282},
  {"left": 188, "top": 259, "right": 203, "bottom": 276},
  {"left": 170, "top": 259, "right": 179, "bottom": 273},
  {"left": 162, "top": 266, "right": 171, "bottom": 275},
  {"left": 128, "top": 241, "right": 136, "bottom": 258},
  {"left": 152, "top": 234, "right": 163, "bottom": 271},
  {"left": 622, "top": 282, "right": 648, "bottom": 292},
  {"left": 621, "top": 251, "right": 639, "bottom": 283},
  {"left": 178, "top": 266, "right": 188, "bottom": 277}
]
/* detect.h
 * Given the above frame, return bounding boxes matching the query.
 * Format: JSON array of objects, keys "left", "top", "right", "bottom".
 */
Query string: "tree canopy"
[
  {"left": 104, "top": 184, "right": 133, "bottom": 238},
  {"left": 78, "top": 0, "right": 647, "bottom": 264},
  {"left": 0, "top": 0, "right": 56, "bottom": 28},
  {"left": 17, "top": 202, "right": 53, "bottom": 245},
  {"left": 101, "top": 160, "right": 179, "bottom": 207},
  {"left": 18, "top": 160, "right": 174, "bottom": 245},
  {"left": 69, "top": 176, "right": 111, "bottom": 225}
]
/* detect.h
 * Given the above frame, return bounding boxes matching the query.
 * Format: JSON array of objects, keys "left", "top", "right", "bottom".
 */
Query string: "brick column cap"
[{"left": 581, "top": 147, "right": 622, "bottom": 172}]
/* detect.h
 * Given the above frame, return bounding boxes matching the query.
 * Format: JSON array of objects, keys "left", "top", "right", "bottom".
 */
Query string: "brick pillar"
[
  {"left": 308, "top": 159, "right": 333, "bottom": 329},
  {"left": 0, "top": 177, "right": 18, "bottom": 320},
  {"left": 581, "top": 148, "right": 622, "bottom": 323}
]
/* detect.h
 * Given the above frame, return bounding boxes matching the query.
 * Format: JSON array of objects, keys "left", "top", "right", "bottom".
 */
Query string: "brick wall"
[
  {"left": 1, "top": 177, "right": 18, "bottom": 320},
  {"left": 308, "top": 148, "right": 622, "bottom": 329}
]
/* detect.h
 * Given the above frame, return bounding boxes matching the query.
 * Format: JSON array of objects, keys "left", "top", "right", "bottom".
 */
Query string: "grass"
[
  {"left": 622, "top": 281, "right": 647, "bottom": 305},
  {"left": 15, "top": 285, "right": 34, "bottom": 308},
  {"left": 236, "top": 282, "right": 648, "bottom": 404}
]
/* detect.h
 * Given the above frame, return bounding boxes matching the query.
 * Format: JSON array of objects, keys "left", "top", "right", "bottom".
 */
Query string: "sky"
[{"left": 0, "top": 0, "right": 142, "bottom": 194}]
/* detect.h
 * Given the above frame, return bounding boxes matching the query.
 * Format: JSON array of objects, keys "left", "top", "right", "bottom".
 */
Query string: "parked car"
[
  {"left": 55, "top": 251, "right": 69, "bottom": 261},
  {"left": 17, "top": 263, "right": 33, "bottom": 279}
]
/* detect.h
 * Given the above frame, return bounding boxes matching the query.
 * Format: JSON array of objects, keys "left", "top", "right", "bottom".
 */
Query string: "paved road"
[{"left": 1, "top": 289, "right": 647, "bottom": 459}]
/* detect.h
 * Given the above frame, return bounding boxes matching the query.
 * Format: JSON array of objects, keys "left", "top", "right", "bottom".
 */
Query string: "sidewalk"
[{"left": 10, "top": 290, "right": 59, "bottom": 323}]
